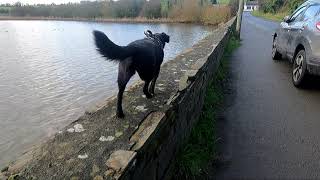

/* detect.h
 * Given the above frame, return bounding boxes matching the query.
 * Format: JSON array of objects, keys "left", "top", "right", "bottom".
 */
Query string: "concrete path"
[{"left": 215, "top": 13, "right": 320, "bottom": 179}]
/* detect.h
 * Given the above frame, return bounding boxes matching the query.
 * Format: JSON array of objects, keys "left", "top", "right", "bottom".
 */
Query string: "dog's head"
[
  {"left": 145, "top": 30, "right": 170, "bottom": 46},
  {"left": 160, "top": 32, "right": 170, "bottom": 44}
]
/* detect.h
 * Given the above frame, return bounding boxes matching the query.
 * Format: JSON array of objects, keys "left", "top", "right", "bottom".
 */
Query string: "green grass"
[
  {"left": 251, "top": 10, "right": 287, "bottom": 22},
  {"left": 174, "top": 35, "right": 240, "bottom": 178}
]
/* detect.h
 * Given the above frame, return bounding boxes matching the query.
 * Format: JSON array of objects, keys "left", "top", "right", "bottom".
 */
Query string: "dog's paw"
[
  {"left": 117, "top": 112, "right": 125, "bottom": 119},
  {"left": 145, "top": 93, "right": 153, "bottom": 99}
]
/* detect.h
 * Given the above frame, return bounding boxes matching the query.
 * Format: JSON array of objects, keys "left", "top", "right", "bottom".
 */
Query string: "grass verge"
[
  {"left": 174, "top": 35, "right": 240, "bottom": 179},
  {"left": 251, "top": 10, "right": 287, "bottom": 22}
]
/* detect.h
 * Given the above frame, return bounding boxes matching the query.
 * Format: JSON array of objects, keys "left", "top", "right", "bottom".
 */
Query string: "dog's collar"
[{"left": 146, "top": 36, "right": 164, "bottom": 49}]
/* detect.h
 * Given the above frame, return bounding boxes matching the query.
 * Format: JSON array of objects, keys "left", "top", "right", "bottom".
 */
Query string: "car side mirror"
[{"left": 283, "top": 16, "right": 290, "bottom": 23}]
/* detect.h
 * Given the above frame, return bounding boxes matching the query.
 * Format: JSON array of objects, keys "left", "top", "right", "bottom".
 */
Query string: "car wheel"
[
  {"left": 292, "top": 49, "right": 308, "bottom": 88},
  {"left": 272, "top": 36, "right": 282, "bottom": 60}
]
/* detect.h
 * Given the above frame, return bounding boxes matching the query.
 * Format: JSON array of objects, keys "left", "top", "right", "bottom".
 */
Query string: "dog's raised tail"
[{"left": 93, "top": 30, "right": 133, "bottom": 61}]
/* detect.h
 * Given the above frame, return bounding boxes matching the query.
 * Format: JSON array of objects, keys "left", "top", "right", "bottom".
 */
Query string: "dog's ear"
[
  {"left": 162, "top": 32, "right": 170, "bottom": 43},
  {"left": 144, "top": 30, "right": 153, "bottom": 37}
]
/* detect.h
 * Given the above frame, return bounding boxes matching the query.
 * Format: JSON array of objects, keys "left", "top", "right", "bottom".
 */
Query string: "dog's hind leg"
[
  {"left": 117, "top": 58, "right": 135, "bottom": 118},
  {"left": 143, "top": 80, "right": 153, "bottom": 99},
  {"left": 149, "top": 68, "right": 160, "bottom": 96}
]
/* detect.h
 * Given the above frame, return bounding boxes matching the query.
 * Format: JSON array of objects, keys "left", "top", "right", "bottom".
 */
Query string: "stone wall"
[
  {"left": 120, "top": 18, "right": 237, "bottom": 180},
  {"left": 1, "top": 17, "right": 236, "bottom": 180}
]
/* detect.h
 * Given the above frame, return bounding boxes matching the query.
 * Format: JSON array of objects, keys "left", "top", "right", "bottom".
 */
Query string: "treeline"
[
  {"left": 0, "top": 0, "right": 237, "bottom": 24},
  {"left": 259, "top": 0, "right": 304, "bottom": 14}
]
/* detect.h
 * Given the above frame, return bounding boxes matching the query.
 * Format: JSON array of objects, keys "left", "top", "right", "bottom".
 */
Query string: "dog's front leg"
[
  {"left": 143, "top": 80, "right": 153, "bottom": 99},
  {"left": 149, "top": 78, "right": 157, "bottom": 96},
  {"left": 117, "top": 89, "right": 125, "bottom": 118}
]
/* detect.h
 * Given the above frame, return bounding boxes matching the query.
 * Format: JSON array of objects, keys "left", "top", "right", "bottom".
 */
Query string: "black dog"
[{"left": 93, "top": 30, "right": 170, "bottom": 118}]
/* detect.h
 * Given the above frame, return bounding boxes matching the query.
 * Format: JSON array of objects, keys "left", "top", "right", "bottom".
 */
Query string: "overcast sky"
[{"left": 1, "top": 0, "right": 87, "bottom": 5}]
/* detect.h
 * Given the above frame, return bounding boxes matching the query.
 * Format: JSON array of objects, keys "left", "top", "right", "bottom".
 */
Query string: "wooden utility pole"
[{"left": 236, "top": 0, "right": 244, "bottom": 39}]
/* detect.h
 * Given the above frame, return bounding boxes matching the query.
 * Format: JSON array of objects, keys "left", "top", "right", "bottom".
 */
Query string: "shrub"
[
  {"left": 169, "top": 0, "right": 202, "bottom": 22},
  {"left": 288, "top": 0, "right": 304, "bottom": 13},
  {"left": 201, "top": 5, "right": 231, "bottom": 25},
  {"left": 260, "top": 0, "right": 284, "bottom": 13},
  {"left": 259, "top": 0, "right": 304, "bottom": 14}
]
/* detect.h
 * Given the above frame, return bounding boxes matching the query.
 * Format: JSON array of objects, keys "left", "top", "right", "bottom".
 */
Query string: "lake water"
[{"left": 0, "top": 20, "right": 211, "bottom": 167}]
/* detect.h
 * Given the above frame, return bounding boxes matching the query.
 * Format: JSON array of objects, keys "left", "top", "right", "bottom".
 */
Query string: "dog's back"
[
  {"left": 93, "top": 30, "right": 166, "bottom": 81},
  {"left": 128, "top": 39, "right": 164, "bottom": 80},
  {"left": 93, "top": 30, "right": 169, "bottom": 118}
]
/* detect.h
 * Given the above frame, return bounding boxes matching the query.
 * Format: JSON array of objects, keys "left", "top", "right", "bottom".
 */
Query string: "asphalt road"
[{"left": 215, "top": 13, "right": 320, "bottom": 179}]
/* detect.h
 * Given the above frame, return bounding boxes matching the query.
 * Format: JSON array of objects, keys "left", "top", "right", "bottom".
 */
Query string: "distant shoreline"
[{"left": 0, "top": 16, "right": 206, "bottom": 25}]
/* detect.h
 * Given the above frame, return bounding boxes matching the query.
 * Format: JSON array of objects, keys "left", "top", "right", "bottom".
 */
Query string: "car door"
[
  {"left": 286, "top": 6, "right": 308, "bottom": 59},
  {"left": 298, "top": 5, "right": 320, "bottom": 62},
  {"left": 278, "top": 6, "right": 307, "bottom": 55}
]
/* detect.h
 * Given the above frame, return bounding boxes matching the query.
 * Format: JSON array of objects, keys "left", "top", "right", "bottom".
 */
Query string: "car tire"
[
  {"left": 272, "top": 36, "right": 282, "bottom": 60},
  {"left": 292, "top": 49, "right": 308, "bottom": 88}
]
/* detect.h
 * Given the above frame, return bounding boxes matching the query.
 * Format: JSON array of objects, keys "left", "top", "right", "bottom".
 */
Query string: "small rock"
[
  {"left": 93, "top": 176, "right": 104, "bottom": 180},
  {"left": 104, "top": 169, "right": 115, "bottom": 177},
  {"left": 99, "top": 136, "right": 107, "bottom": 142},
  {"left": 91, "top": 164, "right": 100, "bottom": 176},
  {"left": 0, "top": 173, "right": 7, "bottom": 180},
  {"left": 173, "top": 72, "right": 177, "bottom": 74},
  {"left": 115, "top": 131, "right": 123, "bottom": 138},
  {"left": 67, "top": 124, "right": 85, "bottom": 133},
  {"left": 142, "top": 95, "right": 146, "bottom": 98},
  {"left": 70, "top": 176, "right": 80, "bottom": 180},
  {"left": 78, "top": 153, "right": 88, "bottom": 159},
  {"left": 67, "top": 128, "right": 75, "bottom": 133},
  {"left": 135, "top": 105, "right": 147, "bottom": 112},
  {"left": 99, "top": 136, "right": 115, "bottom": 142},
  {"left": 157, "top": 83, "right": 164, "bottom": 87},
  {"left": 181, "top": 69, "right": 187, "bottom": 72},
  {"left": 74, "top": 124, "right": 85, "bottom": 132},
  {"left": 124, "top": 124, "right": 129, "bottom": 129},
  {"left": 174, "top": 80, "right": 180, "bottom": 82},
  {"left": 106, "top": 150, "right": 136, "bottom": 172},
  {"left": 1, "top": 166, "right": 8, "bottom": 172},
  {"left": 107, "top": 136, "right": 115, "bottom": 141},
  {"left": 8, "top": 174, "right": 19, "bottom": 180}
]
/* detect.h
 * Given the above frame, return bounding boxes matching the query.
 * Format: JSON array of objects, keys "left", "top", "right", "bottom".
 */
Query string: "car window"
[
  {"left": 302, "top": 5, "right": 320, "bottom": 20},
  {"left": 290, "top": 6, "right": 307, "bottom": 22}
]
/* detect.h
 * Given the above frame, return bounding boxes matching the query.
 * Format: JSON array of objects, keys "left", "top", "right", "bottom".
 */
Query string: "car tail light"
[{"left": 316, "top": 22, "right": 320, "bottom": 31}]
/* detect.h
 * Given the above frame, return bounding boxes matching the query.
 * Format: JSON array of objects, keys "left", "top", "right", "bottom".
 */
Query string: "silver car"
[{"left": 273, "top": 0, "right": 320, "bottom": 87}]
